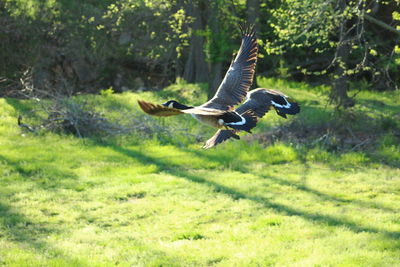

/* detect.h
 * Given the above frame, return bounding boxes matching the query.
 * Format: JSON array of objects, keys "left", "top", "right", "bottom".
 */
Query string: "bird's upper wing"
[
  {"left": 201, "top": 25, "right": 258, "bottom": 111},
  {"left": 138, "top": 100, "right": 225, "bottom": 117}
]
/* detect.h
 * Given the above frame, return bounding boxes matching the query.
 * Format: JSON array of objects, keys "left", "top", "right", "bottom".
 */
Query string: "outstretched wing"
[
  {"left": 138, "top": 100, "right": 226, "bottom": 117},
  {"left": 203, "top": 129, "right": 240, "bottom": 149},
  {"left": 201, "top": 25, "right": 258, "bottom": 111}
]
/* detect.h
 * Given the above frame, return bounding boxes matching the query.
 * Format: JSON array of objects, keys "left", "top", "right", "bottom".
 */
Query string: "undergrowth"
[
  {"left": 12, "top": 77, "right": 400, "bottom": 169},
  {"left": 252, "top": 77, "right": 400, "bottom": 168},
  {"left": 1, "top": 78, "right": 399, "bottom": 266}
]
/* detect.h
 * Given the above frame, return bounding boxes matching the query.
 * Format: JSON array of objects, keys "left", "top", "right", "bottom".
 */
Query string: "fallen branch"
[{"left": 17, "top": 115, "right": 35, "bottom": 133}]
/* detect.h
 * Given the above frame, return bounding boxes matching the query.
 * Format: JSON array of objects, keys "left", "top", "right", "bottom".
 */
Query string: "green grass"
[{"left": 0, "top": 80, "right": 399, "bottom": 266}]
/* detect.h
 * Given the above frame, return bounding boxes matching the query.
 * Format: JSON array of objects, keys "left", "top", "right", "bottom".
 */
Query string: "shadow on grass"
[
  {"left": 0, "top": 201, "right": 90, "bottom": 265},
  {"left": 109, "top": 144, "right": 400, "bottom": 243},
  {"left": 0, "top": 154, "right": 87, "bottom": 264},
  {"left": 258, "top": 172, "right": 399, "bottom": 213},
  {"left": 0, "top": 200, "right": 183, "bottom": 266},
  {"left": 0, "top": 155, "right": 79, "bottom": 191},
  {"left": 0, "top": 201, "right": 57, "bottom": 247},
  {"left": 0, "top": 156, "right": 184, "bottom": 266},
  {"left": 358, "top": 98, "right": 400, "bottom": 115},
  {"left": 189, "top": 147, "right": 398, "bottom": 213}
]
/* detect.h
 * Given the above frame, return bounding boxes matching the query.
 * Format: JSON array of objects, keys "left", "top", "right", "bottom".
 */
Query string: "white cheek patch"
[
  {"left": 168, "top": 103, "right": 174, "bottom": 108},
  {"left": 218, "top": 119, "right": 224, "bottom": 125}
]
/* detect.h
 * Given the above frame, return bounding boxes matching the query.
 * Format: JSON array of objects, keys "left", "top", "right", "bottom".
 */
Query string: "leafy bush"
[
  {"left": 263, "top": 143, "right": 298, "bottom": 164},
  {"left": 374, "top": 134, "right": 400, "bottom": 167}
]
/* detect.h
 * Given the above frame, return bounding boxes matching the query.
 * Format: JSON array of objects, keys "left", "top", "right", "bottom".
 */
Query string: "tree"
[
  {"left": 264, "top": 0, "right": 400, "bottom": 107},
  {"left": 183, "top": 0, "right": 209, "bottom": 84}
]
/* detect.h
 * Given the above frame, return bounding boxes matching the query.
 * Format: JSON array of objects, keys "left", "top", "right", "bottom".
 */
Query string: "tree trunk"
[
  {"left": 209, "top": 61, "right": 222, "bottom": 98},
  {"left": 183, "top": 0, "right": 208, "bottom": 84},
  {"left": 330, "top": 0, "right": 355, "bottom": 108},
  {"left": 207, "top": 0, "right": 222, "bottom": 98}
]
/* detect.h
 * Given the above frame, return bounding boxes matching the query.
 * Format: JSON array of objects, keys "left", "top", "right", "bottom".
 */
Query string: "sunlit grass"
[{"left": 0, "top": 81, "right": 399, "bottom": 266}]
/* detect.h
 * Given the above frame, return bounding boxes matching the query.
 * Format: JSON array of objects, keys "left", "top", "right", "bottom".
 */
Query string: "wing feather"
[
  {"left": 181, "top": 107, "right": 226, "bottom": 116},
  {"left": 138, "top": 100, "right": 225, "bottom": 117},
  {"left": 203, "top": 129, "right": 239, "bottom": 149},
  {"left": 201, "top": 25, "right": 258, "bottom": 111},
  {"left": 137, "top": 100, "right": 184, "bottom": 117}
]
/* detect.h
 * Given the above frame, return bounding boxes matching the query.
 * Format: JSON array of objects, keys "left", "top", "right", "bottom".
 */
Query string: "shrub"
[{"left": 263, "top": 143, "right": 298, "bottom": 164}]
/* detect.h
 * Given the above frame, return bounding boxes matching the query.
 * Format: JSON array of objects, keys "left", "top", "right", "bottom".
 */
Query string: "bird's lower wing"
[
  {"left": 203, "top": 129, "right": 240, "bottom": 149},
  {"left": 138, "top": 100, "right": 184, "bottom": 116}
]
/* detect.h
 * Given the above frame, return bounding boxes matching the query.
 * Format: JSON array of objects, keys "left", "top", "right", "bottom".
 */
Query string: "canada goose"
[
  {"left": 203, "top": 88, "right": 300, "bottom": 149},
  {"left": 138, "top": 25, "right": 258, "bottom": 134}
]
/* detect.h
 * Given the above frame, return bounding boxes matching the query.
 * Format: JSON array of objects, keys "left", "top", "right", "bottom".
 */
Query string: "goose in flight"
[
  {"left": 138, "top": 25, "right": 258, "bottom": 134},
  {"left": 137, "top": 25, "right": 301, "bottom": 148}
]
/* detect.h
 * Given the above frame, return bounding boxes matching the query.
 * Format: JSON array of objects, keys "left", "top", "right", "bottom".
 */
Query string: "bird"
[
  {"left": 137, "top": 25, "right": 300, "bottom": 148},
  {"left": 203, "top": 88, "right": 300, "bottom": 149},
  {"left": 138, "top": 25, "right": 258, "bottom": 134}
]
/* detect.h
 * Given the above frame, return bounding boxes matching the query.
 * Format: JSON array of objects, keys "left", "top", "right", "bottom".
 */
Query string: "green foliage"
[
  {"left": 306, "top": 147, "right": 331, "bottom": 163},
  {"left": 264, "top": 0, "right": 400, "bottom": 89},
  {"left": 99, "top": 87, "right": 114, "bottom": 97},
  {"left": 1, "top": 0, "right": 398, "bottom": 99},
  {"left": 374, "top": 134, "right": 400, "bottom": 166},
  {"left": 263, "top": 143, "right": 298, "bottom": 164},
  {"left": 203, "top": 0, "right": 242, "bottom": 64},
  {"left": 1, "top": 0, "right": 193, "bottom": 92},
  {"left": 256, "top": 77, "right": 400, "bottom": 169}
]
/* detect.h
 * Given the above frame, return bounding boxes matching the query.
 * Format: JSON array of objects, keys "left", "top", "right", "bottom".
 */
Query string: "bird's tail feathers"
[
  {"left": 265, "top": 91, "right": 300, "bottom": 118},
  {"left": 227, "top": 111, "right": 257, "bottom": 133},
  {"left": 272, "top": 100, "right": 300, "bottom": 117}
]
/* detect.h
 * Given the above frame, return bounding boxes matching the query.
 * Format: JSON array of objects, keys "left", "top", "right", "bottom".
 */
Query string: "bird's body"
[
  {"left": 194, "top": 111, "right": 248, "bottom": 129},
  {"left": 192, "top": 114, "right": 222, "bottom": 128},
  {"left": 138, "top": 99, "right": 256, "bottom": 131},
  {"left": 137, "top": 25, "right": 300, "bottom": 148}
]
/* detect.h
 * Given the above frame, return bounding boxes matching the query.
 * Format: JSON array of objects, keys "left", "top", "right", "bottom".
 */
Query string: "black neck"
[{"left": 175, "top": 102, "right": 193, "bottom": 110}]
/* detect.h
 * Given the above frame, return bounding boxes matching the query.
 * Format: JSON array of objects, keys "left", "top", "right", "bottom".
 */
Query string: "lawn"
[{"left": 0, "top": 79, "right": 399, "bottom": 266}]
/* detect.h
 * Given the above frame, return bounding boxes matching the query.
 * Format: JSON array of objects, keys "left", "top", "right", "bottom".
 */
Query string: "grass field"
[{"left": 0, "top": 79, "right": 399, "bottom": 266}]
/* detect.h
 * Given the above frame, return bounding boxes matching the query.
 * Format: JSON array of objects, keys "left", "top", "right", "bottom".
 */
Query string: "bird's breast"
[{"left": 191, "top": 114, "right": 221, "bottom": 129}]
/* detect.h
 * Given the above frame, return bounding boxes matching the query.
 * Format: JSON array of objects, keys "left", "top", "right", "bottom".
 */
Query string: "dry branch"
[{"left": 364, "top": 14, "right": 400, "bottom": 36}]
